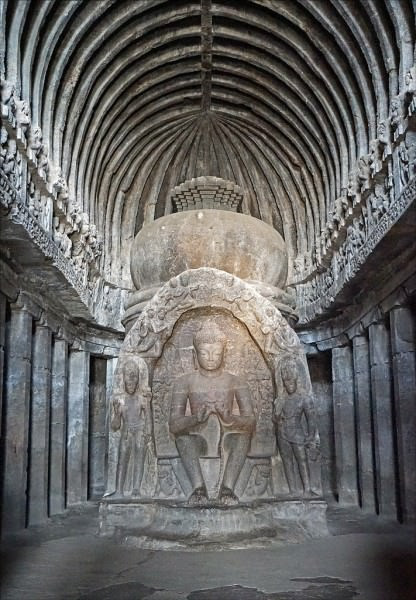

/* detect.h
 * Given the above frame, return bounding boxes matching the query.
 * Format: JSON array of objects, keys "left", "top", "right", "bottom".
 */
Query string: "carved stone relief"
[
  {"left": 1, "top": 76, "right": 415, "bottom": 328},
  {"left": 105, "top": 356, "right": 155, "bottom": 498},
  {"left": 273, "top": 356, "right": 321, "bottom": 497},
  {"left": 105, "top": 268, "right": 322, "bottom": 505},
  {"left": 290, "top": 88, "right": 416, "bottom": 314},
  {"left": 298, "top": 172, "right": 416, "bottom": 322},
  {"left": 0, "top": 78, "right": 104, "bottom": 301}
]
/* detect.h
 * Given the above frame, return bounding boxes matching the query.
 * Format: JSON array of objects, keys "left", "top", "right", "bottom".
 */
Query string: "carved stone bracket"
[
  {"left": 0, "top": 166, "right": 20, "bottom": 211},
  {"left": 7, "top": 195, "right": 91, "bottom": 304}
]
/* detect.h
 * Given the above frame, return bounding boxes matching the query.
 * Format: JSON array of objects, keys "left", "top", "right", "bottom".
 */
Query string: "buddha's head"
[
  {"left": 123, "top": 360, "right": 140, "bottom": 394},
  {"left": 193, "top": 322, "right": 227, "bottom": 372}
]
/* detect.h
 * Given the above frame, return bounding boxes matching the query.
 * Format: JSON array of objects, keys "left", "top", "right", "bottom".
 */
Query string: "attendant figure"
[
  {"left": 111, "top": 360, "right": 151, "bottom": 496},
  {"left": 273, "top": 358, "right": 319, "bottom": 497}
]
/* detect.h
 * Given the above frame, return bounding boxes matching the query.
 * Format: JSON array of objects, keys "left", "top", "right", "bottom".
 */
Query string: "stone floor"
[{"left": 1, "top": 504, "right": 415, "bottom": 600}]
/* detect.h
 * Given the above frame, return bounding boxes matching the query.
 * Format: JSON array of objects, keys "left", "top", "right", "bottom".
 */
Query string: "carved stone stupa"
[{"left": 99, "top": 178, "right": 328, "bottom": 548}]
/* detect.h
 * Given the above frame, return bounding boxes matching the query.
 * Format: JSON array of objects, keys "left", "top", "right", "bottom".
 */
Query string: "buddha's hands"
[
  {"left": 220, "top": 414, "right": 256, "bottom": 433},
  {"left": 169, "top": 415, "right": 199, "bottom": 435},
  {"left": 196, "top": 405, "right": 211, "bottom": 424},
  {"left": 170, "top": 405, "right": 212, "bottom": 435}
]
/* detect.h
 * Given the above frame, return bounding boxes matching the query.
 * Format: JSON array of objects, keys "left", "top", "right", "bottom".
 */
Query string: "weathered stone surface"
[
  {"left": 27, "top": 322, "right": 52, "bottom": 525},
  {"left": 368, "top": 322, "right": 397, "bottom": 517},
  {"left": 331, "top": 346, "right": 359, "bottom": 506},
  {"left": 88, "top": 357, "right": 108, "bottom": 499},
  {"left": 171, "top": 176, "right": 244, "bottom": 213},
  {"left": 352, "top": 335, "right": 376, "bottom": 512},
  {"left": 6, "top": 505, "right": 414, "bottom": 600},
  {"left": 49, "top": 337, "right": 68, "bottom": 516},
  {"left": 307, "top": 353, "right": 336, "bottom": 501},
  {"left": 168, "top": 320, "right": 256, "bottom": 505},
  {"left": 130, "top": 210, "right": 288, "bottom": 292},
  {"left": 1, "top": 0, "right": 416, "bottom": 541},
  {"left": 99, "top": 500, "right": 329, "bottom": 549},
  {"left": 0, "top": 292, "right": 6, "bottom": 436},
  {"left": 1, "top": 305, "right": 32, "bottom": 533},
  {"left": 109, "top": 268, "right": 320, "bottom": 498},
  {"left": 103, "top": 266, "right": 325, "bottom": 545},
  {"left": 390, "top": 307, "right": 416, "bottom": 522},
  {"left": 67, "top": 349, "right": 90, "bottom": 505}
]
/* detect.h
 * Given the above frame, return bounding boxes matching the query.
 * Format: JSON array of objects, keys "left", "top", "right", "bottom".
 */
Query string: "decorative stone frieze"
[
  {"left": 1, "top": 169, "right": 123, "bottom": 329},
  {"left": 292, "top": 87, "right": 416, "bottom": 307},
  {"left": 0, "top": 79, "right": 106, "bottom": 305},
  {"left": 297, "top": 175, "right": 416, "bottom": 323}
]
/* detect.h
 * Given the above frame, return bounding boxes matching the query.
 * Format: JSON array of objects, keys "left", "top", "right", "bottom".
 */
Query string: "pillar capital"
[
  {"left": 361, "top": 306, "right": 383, "bottom": 329},
  {"left": 390, "top": 306, "right": 415, "bottom": 355},
  {"left": 346, "top": 322, "right": 365, "bottom": 340},
  {"left": 55, "top": 325, "right": 74, "bottom": 344},
  {"left": 316, "top": 333, "right": 349, "bottom": 352},
  {"left": 11, "top": 291, "right": 42, "bottom": 319},
  {"left": 70, "top": 338, "right": 87, "bottom": 352},
  {"left": 37, "top": 310, "right": 59, "bottom": 333},
  {"left": 380, "top": 287, "right": 408, "bottom": 315}
]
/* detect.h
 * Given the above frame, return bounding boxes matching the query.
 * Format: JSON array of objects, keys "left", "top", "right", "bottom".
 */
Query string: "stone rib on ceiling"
[{"left": 2, "top": 0, "right": 415, "bottom": 286}]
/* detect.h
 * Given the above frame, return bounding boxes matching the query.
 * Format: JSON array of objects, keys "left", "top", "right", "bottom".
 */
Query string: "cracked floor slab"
[
  {"left": 1, "top": 506, "right": 415, "bottom": 600},
  {"left": 187, "top": 583, "right": 359, "bottom": 599}
]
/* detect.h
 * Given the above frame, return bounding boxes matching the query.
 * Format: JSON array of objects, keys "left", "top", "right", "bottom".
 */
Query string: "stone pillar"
[
  {"left": 1, "top": 301, "right": 33, "bottom": 533},
  {"left": 0, "top": 293, "right": 6, "bottom": 437},
  {"left": 105, "top": 357, "right": 118, "bottom": 495},
  {"left": 390, "top": 307, "right": 416, "bottom": 522},
  {"left": 332, "top": 345, "right": 359, "bottom": 505},
  {"left": 66, "top": 346, "right": 90, "bottom": 505},
  {"left": 106, "top": 357, "right": 118, "bottom": 409},
  {"left": 352, "top": 333, "right": 376, "bottom": 512},
  {"left": 88, "top": 357, "right": 107, "bottom": 499},
  {"left": 307, "top": 352, "right": 336, "bottom": 500},
  {"left": 49, "top": 334, "right": 69, "bottom": 515},
  {"left": 27, "top": 319, "right": 52, "bottom": 525},
  {"left": 368, "top": 320, "right": 397, "bottom": 517}
]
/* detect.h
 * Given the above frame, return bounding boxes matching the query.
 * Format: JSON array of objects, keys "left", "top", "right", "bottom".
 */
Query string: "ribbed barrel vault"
[{"left": 2, "top": 0, "right": 415, "bottom": 286}]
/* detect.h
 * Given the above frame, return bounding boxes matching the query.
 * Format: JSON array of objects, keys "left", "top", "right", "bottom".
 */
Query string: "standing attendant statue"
[
  {"left": 110, "top": 360, "right": 152, "bottom": 496},
  {"left": 273, "top": 358, "right": 319, "bottom": 497},
  {"left": 169, "top": 322, "right": 256, "bottom": 505}
]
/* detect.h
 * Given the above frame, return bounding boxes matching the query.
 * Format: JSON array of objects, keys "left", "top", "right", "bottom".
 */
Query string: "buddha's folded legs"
[
  {"left": 175, "top": 433, "right": 207, "bottom": 491},
  {"left": 222, "top": 432, "right": 251, "bottom": 492}
]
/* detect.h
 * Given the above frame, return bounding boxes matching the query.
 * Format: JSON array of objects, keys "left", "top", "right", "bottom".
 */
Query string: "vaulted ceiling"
[{"left": 2, "top": 0, "right": 415, "bottom": 286}]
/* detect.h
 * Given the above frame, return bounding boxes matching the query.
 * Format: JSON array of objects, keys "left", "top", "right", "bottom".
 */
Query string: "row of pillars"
[
  {"left": 0, "top": 293, "right": 116, "bottom": 536},
  {"left": 332, "top": 305, "right": 416, "bottom": 522}
]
